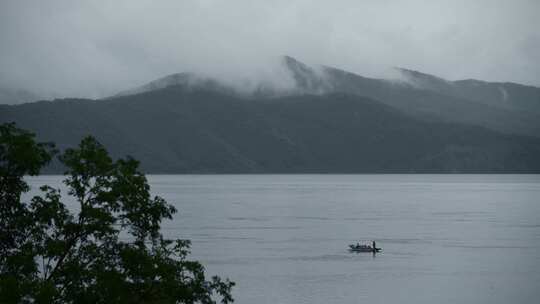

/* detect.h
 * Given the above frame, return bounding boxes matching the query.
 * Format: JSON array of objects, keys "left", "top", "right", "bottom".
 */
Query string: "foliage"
[{"left": 0, "top": 123, "right": 234, "bottom": 303}]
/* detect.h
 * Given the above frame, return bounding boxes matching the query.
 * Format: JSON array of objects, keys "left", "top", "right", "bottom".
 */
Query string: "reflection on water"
[{"left": 26, "top": 174, "right": 540, "bottom": 304}]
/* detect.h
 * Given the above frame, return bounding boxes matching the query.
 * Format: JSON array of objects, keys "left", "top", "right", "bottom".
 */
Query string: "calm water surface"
[{"left": 26, "top": 175, "right": 540, "bottom": 304}]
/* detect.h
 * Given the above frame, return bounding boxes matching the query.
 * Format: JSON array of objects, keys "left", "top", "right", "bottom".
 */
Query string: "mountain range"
[{"left": 1, "top": 56, "right": 539, "bottom": 173}]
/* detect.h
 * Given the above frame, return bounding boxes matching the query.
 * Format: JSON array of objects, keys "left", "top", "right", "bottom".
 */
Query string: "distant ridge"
[
  {"left": 109, "top": 55, "right": 540, "bottom": 121},
  {"left": 1, "top": 84, "right": 539, "bottom": 173},
  {"left": 3, "top": 55, "right": 538, "bottom": 138},
  {"left": 1, "top": 55, "right": 539, "bottom": 173},
  {"left": 113, "top": 72, "right": 235, "bottom": 98},
  {"left": 395, "top": 67, "right": 540, "bottom": 113}
]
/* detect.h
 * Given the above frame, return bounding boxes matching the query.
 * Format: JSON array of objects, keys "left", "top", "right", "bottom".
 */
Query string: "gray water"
[{"left": 26, "top": 175, "right": 540, "bottom": 304}]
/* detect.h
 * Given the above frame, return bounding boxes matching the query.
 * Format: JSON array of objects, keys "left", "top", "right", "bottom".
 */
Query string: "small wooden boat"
[{"left": 348, "top": 244, "right": 381, "bottom": 253}]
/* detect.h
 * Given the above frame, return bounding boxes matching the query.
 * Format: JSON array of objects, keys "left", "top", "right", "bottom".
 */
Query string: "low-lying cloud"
[{"left": 1, "top": 0, "right": 539, "bottom": 100}]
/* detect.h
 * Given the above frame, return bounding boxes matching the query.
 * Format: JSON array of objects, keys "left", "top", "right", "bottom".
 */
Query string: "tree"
[{"left": 0, "top": 123, "right": 234, "bottom": 303}]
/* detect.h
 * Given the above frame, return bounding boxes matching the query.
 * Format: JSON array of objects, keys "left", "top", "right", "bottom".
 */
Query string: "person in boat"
[{"left": 372, "top": 240, "right": 376, "bottom": 250}]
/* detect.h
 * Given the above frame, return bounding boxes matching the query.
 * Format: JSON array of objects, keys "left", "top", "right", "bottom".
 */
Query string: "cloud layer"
[{"left": 1, "top": 0, "right": 539, "bottom": 99}]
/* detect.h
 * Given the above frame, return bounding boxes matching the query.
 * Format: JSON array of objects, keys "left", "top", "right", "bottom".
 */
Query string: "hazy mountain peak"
[
  {"left": 396, "top": 68, "right": 446, "bottom": 81},
  {"left": 281, "top": 56, "right": 313, "bottom": 75},
  {"left": 394, "top": 67, "right": 454, "bottom": 90},
  {"left": 393, "top": 67, "right": 540, "bottom": 113},
  {"left": 105, "top": 56, "right": 540, "bottom": 116},
  {"left": 113, "top": 72, "right": 199, "bottom": 97},
  {"left": 280, "top": 55, "right": 332, "bottom": 94},
  {"left": 113, "top": 55, "right": 337, "bottom": 99}
]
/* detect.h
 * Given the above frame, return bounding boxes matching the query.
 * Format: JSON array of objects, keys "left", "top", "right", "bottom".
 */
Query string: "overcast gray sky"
[{"left": 1, "top": 0, "right": 539, "bottom": 98}]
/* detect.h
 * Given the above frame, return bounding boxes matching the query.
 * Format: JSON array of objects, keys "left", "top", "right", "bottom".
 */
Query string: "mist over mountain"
[
  {"left": 113, "top": 73, "right": 239, "bottom": 98},
  {"left": 2, "top": 55, "right": 539, "bottom": 173},
  {"left": 0, "top": 86, "right": 42, "bottom": 105},
  {"left": 396, "top": 68, "right": 540, "bottom": 114},
  {"left": 1, "top": 73, "right": 539, "bottom": 173},
  {"left": 108, "top": 56, "right": 540, "bottom": 138}
]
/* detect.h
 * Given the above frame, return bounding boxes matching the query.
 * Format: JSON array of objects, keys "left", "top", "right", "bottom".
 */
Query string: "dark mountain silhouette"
[
  {"left": 2, "top": 85, "right": 539, "bottom": 173},
  {"left": 112, "top": 56, "right": 540, "bottom": 137}
]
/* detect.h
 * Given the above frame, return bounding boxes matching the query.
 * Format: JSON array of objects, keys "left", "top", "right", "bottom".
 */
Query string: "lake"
[{"left": 25, "top": 174, "right": 540, "bottom": 304}]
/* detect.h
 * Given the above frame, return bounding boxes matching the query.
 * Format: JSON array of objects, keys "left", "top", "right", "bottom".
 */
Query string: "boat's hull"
[{"left": 348, "top": 246, "right": 381, "bottom": 253}]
